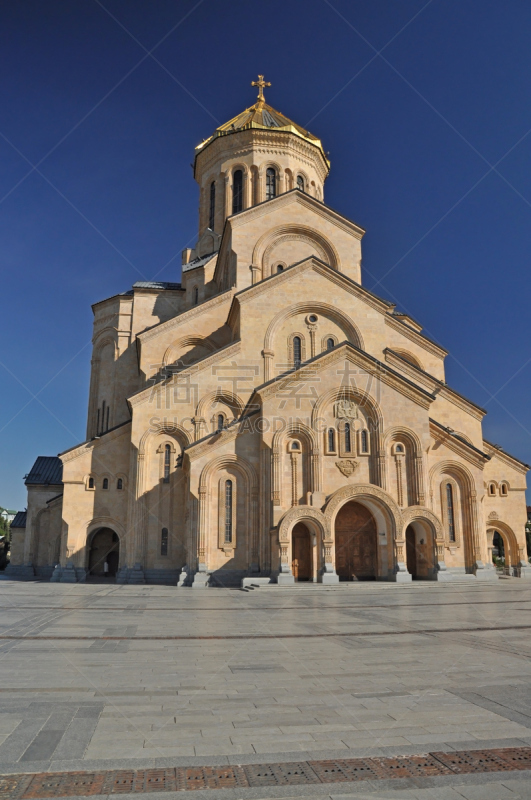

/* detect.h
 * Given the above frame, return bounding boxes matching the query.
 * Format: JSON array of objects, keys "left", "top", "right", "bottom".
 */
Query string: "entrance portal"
[
  {"left": 292, "top": 523, "right": 312, "bottom": 581},
  {"left": 88, "top": 528, "right": 120, "bottom": 577},
  {"left": 334, "top": 501, "right": 377, "bottom": 580},
  {"left": 405, "top": 525, "right": 417, "bottom": 578}
]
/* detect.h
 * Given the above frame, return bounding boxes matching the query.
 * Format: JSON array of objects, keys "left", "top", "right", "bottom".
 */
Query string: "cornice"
[
  {"left": 92, "top": 293, "right": 133, "bottom": 313},
  {"left": 251, "top": 342, "right": 435, "bottom": 410},
  {"left": 184, "top": 411, "right": 259, "bottom": 461},
  {"left": 230, "top": 256, "right": 392, "bottom": 323},
  {"left": 384, "top": 349, "right": 486, "bottom": 421},
  {"left": 228, "top": 189, "right": 365, "bottom": 239},
  {"left": 137, "top": 290, "right": 233, "bottom": 345},
  {"left": 483, "top": 440, "right": 530, "bottom": 474},
  {"left": 384, "top": 315, "right": 448, "bottom": 359},
  {"left": 128, "top": 341, "right": 242, "bottom": 408},
  {"left": 59, "top": 421, "right": 131, "bottom": 464},
  {"left": 195, "top": 128, "right": 329, "bottom": 181},
  {"left": 429, "top": 419, "right": 489, "bottom": 469}
]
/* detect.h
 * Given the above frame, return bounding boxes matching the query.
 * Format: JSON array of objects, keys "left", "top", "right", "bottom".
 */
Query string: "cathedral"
[{"left": 8, "top": 77, "right": 530, "bottom": 586}]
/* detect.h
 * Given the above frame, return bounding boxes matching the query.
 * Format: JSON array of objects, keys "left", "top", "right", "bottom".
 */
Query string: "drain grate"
[
  {"left": 179, "top": 766, "right": 248, "bottom": 791},
  {"left": 493, "top": 747, "right": 531, "bottom": 770},
  {"left": 370, "top": 755, "right": 453, "bottom": 779},
  {"left": 431, "top": 750, "right": 514, "bottom": 774},
  {"left": 309, "top": 758, "right": 382, "bottom": 782},
  {"left": 243, "top": 762, "right": 317, "bottom": 786},
  {"left": 3, "top": 746, "right": 531, "bottom": 798}
]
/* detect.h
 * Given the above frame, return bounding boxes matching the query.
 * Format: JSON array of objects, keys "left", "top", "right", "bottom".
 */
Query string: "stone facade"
[{"left": 9, "top": 85, "right": 530, "bottom": 586}]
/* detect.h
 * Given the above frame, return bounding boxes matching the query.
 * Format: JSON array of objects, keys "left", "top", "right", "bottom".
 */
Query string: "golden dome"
[{"left": 195, "top": 76, "right": 329, "bottom": 170}]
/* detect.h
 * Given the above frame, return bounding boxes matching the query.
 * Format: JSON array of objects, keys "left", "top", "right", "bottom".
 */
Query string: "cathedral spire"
[{"left": 251, "top": 74, "right": 271, "bottom": 107}]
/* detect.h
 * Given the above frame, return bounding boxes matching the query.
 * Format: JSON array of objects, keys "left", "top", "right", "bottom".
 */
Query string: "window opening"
[
  {"left": 224, "top": 480, "right": 233, "bottom": 543},
  {"left": 446, "top": 483, "right": 456, "bottom": 542}
]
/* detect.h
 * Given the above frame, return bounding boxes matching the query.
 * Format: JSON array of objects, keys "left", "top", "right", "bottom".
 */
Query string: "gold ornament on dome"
[{"left": 251, "top": 74, "right": 271, "bottom": 106}]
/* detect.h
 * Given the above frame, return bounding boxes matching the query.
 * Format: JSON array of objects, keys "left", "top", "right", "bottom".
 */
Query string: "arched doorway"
[
  {"left": 88, "top": 528, "right": 119, "bottom": 578},
  {"left": 406, "top": 525, "right": 417, "bottom": 577},
  {"left": 292, "top": 523, "right": 312, "bottom": 581},
  {"left": 334, "top": 501, "right": 377, "bottom": 581},
  {"left": 404, "top": 520, "right": 437, "bottom": 579},
  {"left": 492, "top": 531, "right": 505, "bottom": 562}
]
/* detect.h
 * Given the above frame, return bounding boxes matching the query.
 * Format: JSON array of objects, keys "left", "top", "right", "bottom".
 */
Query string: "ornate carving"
[
  {"left": 401, "top": 506, "right": 445, "bottom": 541},
  {"left": 278, "top": 506, "right": 329, "bottom": 542},
  {"left": 324, "top": 484, "right": 402, "bottom": 531},
  {"left": 335, "top": 399, "right": 358, "bottom": 421},
  {"left": 335, "top": 459, "right": 359, "bottom": 477},
  {"left": 488, "top": 511, "right": 499, "bottom": 520}
]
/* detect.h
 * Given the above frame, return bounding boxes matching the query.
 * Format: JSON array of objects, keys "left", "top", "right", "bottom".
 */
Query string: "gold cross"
[{"left": 251, "top": 74, "right": 271, "bottom": 105}]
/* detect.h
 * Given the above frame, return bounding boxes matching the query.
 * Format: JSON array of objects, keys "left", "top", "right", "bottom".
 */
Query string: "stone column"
[
  {"left": 192, "top": 486, "right": 209, "bottom": 588},
  {"left": 277, "top": 540, "right": 295, "bottom": 585},
  {"left": 243, "top": 170, "right": 251, "bottom": 209},
  {"left": 262, "top": 349, "right": 274, "bottom": 382},
  {"left": 415, "top": 455, "right": 426, "bottom": 505},
  {"left": 321, "top": 538, "right": 339, "bottom": 584},
  {"left": 132, "top": 453, "right": 147, "bottom": 576},
  {"left": 257, "top": 169, "right": 263, "bottom": 204},
  {"left": 395, "top": 454, "right": 405, "bottom": 507},
  {"left": 308, "top": 323, "right": 317, "bottom": 358},
  {"left": 250, "top": 487, "right": 259, "bottom": 572},
  {"left": 393, "top": 537, "right": 412, "bottom": 582},
  {"left": 223, "top": 174, "right": 230, "bottom": 224},
  {"left": 290, "top": 453, "right": 299, "bottom": 507},
  {"left": 272, "top": 448, "right": 281, "bottom": 507},
  {"left": 192, "top": 417, "right": 205, "bottom": 441}
]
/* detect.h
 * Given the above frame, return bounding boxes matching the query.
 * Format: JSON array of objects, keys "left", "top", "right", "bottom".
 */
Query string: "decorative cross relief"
[{"left": 335, "top": 459, "right": 359, "bottom": 478}]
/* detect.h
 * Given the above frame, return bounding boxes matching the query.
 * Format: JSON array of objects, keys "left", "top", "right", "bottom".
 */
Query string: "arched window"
[
  {"left": 224, "top": 480, "right": 233, "bottom": 544},
  {"left": 326, "top": 337, "right": 335, "bottom": 351},
  {"left": 360, "top": 430, "right": 369, "bottom": 453},
  {"left": 266, "top": 168, "right": 276, "bottom": 200},
  {"left": 446, "top": 483, "right": 456, "bottom": 542},
  {"left": 277, "top": 264, "right": 284, "bottom": 273},
  {"left": 163, "top": 444, "right": 171, "bottom": 483},
  {"left": 161, "top": 528, "right": 168, "bottom": 556},
  {"left": 328, "top": 428, "right": 335, "bottom": 452},
  {"left": 209, "top": 180, "right": 215, "bottom": 228},
  {"left": 102, "top": 478, "right": 109, "bottom": 490},
  {"left": 395, "top": 444, "right": 404, "bottom": 453},
  {"left": 344, "top": 423, "right": 351, "bottom": 453},
  {"left": 488, "top": 483, "right": 496, "bottom": 496},
  {"left": 193, "top": 286, "right": 199, "bottom": 306},
  {"left": 117, "top": 478, "right": 123, "bottom": 490},
  {"left": 296, "top": 175, "right": 304, "bottom": 192},
  {"left": 290, "top": 440, "right": 300, "bottom": 450},
  {"left": 293, "top": 336, "right": 302, "bottom": 368},
  {"left": 232, "top": 169, "right": 243, "bottom": 214},
  {"left": 217, "top": 414, "right": 224, "bottom": 431},
  {"left": 88, "top": 477, "right": 94, "bottom": 489},
  {"left": 500, "top": 483, "right": 508, "bottom": 496}
]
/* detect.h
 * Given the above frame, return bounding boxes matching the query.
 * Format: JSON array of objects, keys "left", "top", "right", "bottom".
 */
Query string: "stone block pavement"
[{"left": 2, "top": 578, "right": 531, "bottom": 797}]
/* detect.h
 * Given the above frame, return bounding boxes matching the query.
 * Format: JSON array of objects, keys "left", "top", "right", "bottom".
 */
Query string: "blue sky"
[{"left": 2, "top": 0, "right": 531, "bottom": 510}]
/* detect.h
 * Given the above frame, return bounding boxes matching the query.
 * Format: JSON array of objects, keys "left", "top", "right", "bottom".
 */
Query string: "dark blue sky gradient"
[{"left": 2, "top": 0, "right": 531, "bottom": 509}]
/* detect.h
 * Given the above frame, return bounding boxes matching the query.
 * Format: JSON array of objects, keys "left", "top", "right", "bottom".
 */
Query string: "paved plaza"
[{"left": 2, "top": 579, "right": 531, "bottom": 798}]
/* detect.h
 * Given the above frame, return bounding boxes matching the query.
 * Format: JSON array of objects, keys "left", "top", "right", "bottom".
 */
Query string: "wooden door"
[
  {"left": 335, "top": 502, "right": 377, "bottom": 580},
  {"left": 292, "top": 523, "right": 312, "bottom": 581}
]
